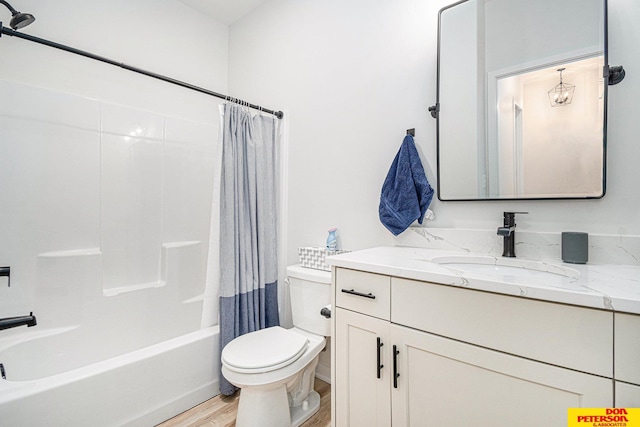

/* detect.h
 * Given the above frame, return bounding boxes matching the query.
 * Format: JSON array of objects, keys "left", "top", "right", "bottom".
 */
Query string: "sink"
[{"left": 431, "top": 255, "right": 580, "bottom": 279}]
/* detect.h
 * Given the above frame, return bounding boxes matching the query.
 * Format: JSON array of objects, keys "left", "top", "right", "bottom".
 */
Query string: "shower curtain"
[{"left": 218, "top": 103, "right": 280, "bottom": 396}]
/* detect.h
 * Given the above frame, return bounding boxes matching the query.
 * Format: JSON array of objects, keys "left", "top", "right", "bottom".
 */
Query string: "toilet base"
[
  {"left": 235, "top": 387, "right": 320, "bottom": 427},
  {"left": 291, "top": 390, "right": 320, "bottom": 427},
  {"left": 236, "top": 383, "right": 289, "bottom": 427}
]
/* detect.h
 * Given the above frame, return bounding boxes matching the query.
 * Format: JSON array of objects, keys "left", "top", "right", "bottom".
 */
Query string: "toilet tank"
[{"left": 287, "top": 264, "right": 331, "bottom": 336}]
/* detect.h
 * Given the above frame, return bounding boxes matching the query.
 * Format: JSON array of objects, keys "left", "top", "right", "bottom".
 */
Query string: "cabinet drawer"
[
  {"left": 615, "top": 313, "right": 640, "bottom": 385},
  {"left": 391, "top": 278, "right": 613, "bottom": 377},
  {"left": 335, "top": 268, "right": 390, "bottom": 320}
]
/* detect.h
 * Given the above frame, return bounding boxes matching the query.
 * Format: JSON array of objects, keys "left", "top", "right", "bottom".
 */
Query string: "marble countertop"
[{"left": 326, "top": 246, "right": 640, "bottom": 314}]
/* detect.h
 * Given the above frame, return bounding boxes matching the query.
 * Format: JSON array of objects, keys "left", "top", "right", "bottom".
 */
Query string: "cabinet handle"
[
  {"left": 393, "top": 345, "right": 400, "bottom": 388},
  {"left": 377, "top": 337, "right": 384, "bottom": 379},
  {"left": 341, "top": 288, "right": 376, "bottom": 299}
]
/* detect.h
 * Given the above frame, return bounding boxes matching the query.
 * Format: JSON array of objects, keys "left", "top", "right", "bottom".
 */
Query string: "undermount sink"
[{"left": 431, "top": 255, "right": 580, "bottom": 279}]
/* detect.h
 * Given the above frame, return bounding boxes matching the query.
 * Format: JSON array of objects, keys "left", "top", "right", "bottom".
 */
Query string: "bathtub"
[{"left": 0, "top": 325, "right": 220, "bottom": 426}]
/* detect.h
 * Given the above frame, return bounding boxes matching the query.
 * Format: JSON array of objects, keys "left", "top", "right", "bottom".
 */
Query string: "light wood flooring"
[{"left": 157, "top": 378, "right": 331, "bottom": 427}]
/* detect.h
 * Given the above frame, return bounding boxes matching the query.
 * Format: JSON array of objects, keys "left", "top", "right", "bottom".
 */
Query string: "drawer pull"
[
  {"left": 393, "top": 345, "right": 400, "bottom": 388},
  {"left": 377, "top": 337, "right": 384, "bottom": 379},
  {"left": 341, "top": 288, "right": 376, "bottom": 299}
]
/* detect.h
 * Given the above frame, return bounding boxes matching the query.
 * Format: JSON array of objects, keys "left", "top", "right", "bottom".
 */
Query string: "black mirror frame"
[{"left": 433, "top": 0, "right": 623, "bottom": 202}]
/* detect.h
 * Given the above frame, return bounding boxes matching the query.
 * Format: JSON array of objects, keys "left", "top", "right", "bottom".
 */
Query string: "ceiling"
[{"left": 178, "top": 0, "right": 267, "bottom": 25}]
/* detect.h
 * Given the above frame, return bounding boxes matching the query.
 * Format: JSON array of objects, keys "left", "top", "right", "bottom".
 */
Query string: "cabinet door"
[
  {"left": 390, "top": 324, "right": 612, "bottom": 427},
  {"left": 615, "top": 313, "right": 640, "bottom": 384},
  {"left": 616, "top": 382, "right": 640, "bottom": 407},
  {"left": 335, "top": 308, "right": 391, "bottom": 427}
]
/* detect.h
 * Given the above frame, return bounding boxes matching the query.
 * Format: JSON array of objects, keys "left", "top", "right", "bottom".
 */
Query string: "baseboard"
[{"left": 315, "top": 364, "right": 331, "bottom": 384}]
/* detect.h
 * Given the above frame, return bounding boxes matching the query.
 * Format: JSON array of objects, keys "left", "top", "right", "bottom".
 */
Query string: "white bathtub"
[
  {"left": 0, "top": 325, "right": 220, "bottom": 426},
  {"left": 0, "top": 80, "right": 222, "bottom": 426}
]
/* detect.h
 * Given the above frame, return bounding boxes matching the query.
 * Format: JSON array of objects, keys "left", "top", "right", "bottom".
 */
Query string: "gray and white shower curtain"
[{"left": 218, "top": 103, "right": 280, "bottom": 396}]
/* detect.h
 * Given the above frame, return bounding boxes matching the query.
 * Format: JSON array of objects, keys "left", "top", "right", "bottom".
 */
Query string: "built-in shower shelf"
[
  {"left": 182, "top": 294, "right": 205, "bottom": 304},
  {"left": 162, "top": 241, "right": 201, "bottom": 249},
  {"left": 103, "top": 281, "right": 166, "bottom": 297},
  {"left": 38, "top": 248, "right": 102, "bottom": 258}
]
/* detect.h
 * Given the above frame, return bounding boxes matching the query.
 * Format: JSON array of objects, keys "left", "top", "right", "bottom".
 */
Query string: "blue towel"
[{"left": 379, "top": 135, "right": 434, "bottom": 236}]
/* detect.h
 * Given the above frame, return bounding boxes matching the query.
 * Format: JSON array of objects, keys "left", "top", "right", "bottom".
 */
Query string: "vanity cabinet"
[
  {"left": 616, "top": 382, "right": 640, "bottom": 407},
  {"left": 334, "top": 268, "right": 392, "bottom": 426},
  {"left": 333, "top": 268, "right": 615, "bottom": 427},
  {"left": 392, "top": 276, "right": 613, "bottom": 377},
  {"left": 335, "top": 308, "right": 391, "bottom": 426},
  {"left": 614, "top": 313, "right": 640, "bottom": 385},
  {"left": 614, "top": 313, "right": 640, "bottom": 407},
  {"left": 390, "top": 323, "right": 610, "bottom": 426}
]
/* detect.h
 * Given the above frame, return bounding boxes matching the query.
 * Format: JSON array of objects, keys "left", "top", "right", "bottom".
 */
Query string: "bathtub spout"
[{"left": 0, "top": 312, "right": 37, "bottom": 331}]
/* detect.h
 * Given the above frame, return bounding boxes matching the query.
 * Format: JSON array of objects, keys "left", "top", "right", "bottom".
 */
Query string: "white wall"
[
  {"left": 0, "top": 0, "right": 228, "bottom": 121},
  {"left": 229, "top": 0, "right": 640, "bottom": 261},
  {"left": 229, "top": 0, "right": 447, "bottom": 263},
  {"left": 0, "top": 0, "right": 229, "bottom": 326}
]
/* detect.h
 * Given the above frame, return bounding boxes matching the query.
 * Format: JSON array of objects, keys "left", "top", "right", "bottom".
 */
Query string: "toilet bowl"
[{"left": 221, "top": 265, "right": 331, "bottom": 427}]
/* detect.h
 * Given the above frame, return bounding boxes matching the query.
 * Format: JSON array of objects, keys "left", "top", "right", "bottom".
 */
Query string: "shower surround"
[{"left": 0, "top": 80, "right": 220, "bottom": 425}]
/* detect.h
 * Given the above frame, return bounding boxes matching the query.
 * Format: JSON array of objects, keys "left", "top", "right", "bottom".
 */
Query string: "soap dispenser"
[{"left": 326, "top": 228, "right": 337, "bottom": 251}]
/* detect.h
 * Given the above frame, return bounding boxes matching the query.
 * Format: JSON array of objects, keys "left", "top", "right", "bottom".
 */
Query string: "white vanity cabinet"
[
  {"left": 616, "top": 382, "right": 640, "bottom": 407},
  {"left": 614, "top": 313, "right": 640, "bottom": 407},
  {"left": 390, "top": 323, "right": 611, "bottom": 426},
  {"left": 334, "top": 268, "right": 392, "bottom": 426},
  {"left": 333, "top": 267, "right": 615, "bottom": 427},
  {"left": 335, "top": 308, "right": 391, "bottom": 426}
]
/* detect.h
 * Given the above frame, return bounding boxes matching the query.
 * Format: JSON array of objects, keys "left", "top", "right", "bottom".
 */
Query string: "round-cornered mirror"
[{"left": 436, "top": 0, "right": 608, "bottom": 200}]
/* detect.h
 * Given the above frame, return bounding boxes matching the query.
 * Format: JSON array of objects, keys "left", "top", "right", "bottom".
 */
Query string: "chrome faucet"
[
  {"left": 0, "top": 312, "right": 37, "bottom": 331},
  {"left": 497, "top": 212, "right": 527, "bottom": 257}
]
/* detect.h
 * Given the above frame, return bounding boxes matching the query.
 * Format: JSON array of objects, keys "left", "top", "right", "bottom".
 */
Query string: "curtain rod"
[{"left": 0, "top": 23, "right": 284, "bottom": 119}]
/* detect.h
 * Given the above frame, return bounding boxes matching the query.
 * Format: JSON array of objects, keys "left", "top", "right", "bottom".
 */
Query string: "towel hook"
[{"left": 406, "top": 128, "right": 415, "bottom": 137}]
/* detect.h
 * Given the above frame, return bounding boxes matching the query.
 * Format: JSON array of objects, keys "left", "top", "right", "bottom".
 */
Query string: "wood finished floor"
[{"left": 156, "top": 378, "right": 331, "bottom": 427}]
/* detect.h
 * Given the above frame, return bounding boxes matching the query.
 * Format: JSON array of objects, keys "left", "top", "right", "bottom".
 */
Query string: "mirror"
[{"left": 436, "top": 0, "right": 608, "bottom": 200}]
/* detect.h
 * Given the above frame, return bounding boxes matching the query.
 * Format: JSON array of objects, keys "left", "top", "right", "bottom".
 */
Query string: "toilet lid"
[{"left": 222, "top": 326, "right": 309, "bottom": 373}]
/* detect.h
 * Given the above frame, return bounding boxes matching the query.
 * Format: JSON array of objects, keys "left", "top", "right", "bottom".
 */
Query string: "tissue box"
[{"left": 297, "top": 247, "right": 350, "bottom": 271}]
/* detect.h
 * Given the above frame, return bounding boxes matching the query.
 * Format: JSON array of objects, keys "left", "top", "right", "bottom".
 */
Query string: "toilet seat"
[{"left": 222, "top": 326, "right": 309, "bottom": 374}]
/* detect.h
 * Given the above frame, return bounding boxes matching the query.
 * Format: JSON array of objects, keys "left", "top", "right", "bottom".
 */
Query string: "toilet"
[{"left": 221, "top": 265, "right": 331, "bottom": 427}]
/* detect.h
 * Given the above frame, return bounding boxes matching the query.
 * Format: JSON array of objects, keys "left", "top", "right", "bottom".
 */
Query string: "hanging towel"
[{"left": 379, "top": 135, "right": 434, "bottom": 236}]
